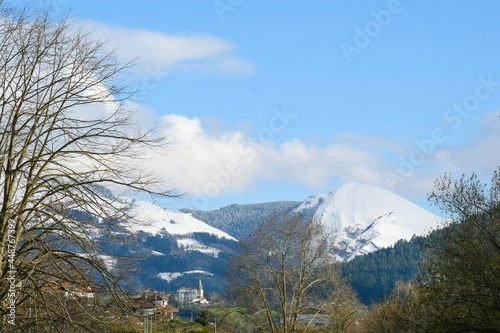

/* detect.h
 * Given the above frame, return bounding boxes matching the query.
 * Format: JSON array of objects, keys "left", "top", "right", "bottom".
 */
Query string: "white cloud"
[
  {"left": 149, "top": 114, "right": 266, "bottom": 195},
  {"left": 78, "top": 19, "right": 255, "bottom": 76},
  {"left": 146, "top": 114, "right": 393, "bottom": 198},
  {"left": 141, "top": 111, "right": 500, "bottom": 205},
  {"left": 177, "top": 56, "right": 256, "bottom": 76},
  {"left": 434, "top": 111, "right": 500, "bottom": 175},
  {"left": 266, "top": 139, "right": 388, "bottom": 186},
  {"left": 383, "top": 111, "right": 500, "bottom": 198}
]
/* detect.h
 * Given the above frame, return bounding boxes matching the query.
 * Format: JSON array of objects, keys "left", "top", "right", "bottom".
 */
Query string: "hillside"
[
  {"left": 181, "top": 201, "right": 301, "bottom": 240},
  {"left": 80, "top": 183, "right": 444, "bottom": 299},
  {"left": 341, "top": 236, "right": 426, "bottom": 305},
  {"left": 87, "top": 194, "right": 239, "bottom": 293}
]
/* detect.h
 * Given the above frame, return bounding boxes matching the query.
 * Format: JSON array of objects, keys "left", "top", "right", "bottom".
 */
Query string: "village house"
[
  {"left": 128, "top": 294, "right": 179, "bottom": 320},
  {"left": 43, "top": 281, "right": 94, "bottom": 299}
]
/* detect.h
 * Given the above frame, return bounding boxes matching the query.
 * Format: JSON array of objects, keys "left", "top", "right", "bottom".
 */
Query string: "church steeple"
[{"left": 198, "top": 278, "right": 204, "bottom": 299}]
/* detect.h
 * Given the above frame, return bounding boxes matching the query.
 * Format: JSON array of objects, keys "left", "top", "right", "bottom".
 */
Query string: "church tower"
[{"left": 198, "top": 278, "right": 204, "bottom": 299}]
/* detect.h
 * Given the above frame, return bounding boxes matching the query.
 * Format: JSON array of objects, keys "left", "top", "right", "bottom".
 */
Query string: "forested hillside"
[
  {"left": 103, "top": 231, "right": 237, "bottom": 293},
  {"left": 342, "top": 236, "right": 425, "bottom": 305},
  {"left": 181, "top": 201, "right": 301, "bottom": 240}
]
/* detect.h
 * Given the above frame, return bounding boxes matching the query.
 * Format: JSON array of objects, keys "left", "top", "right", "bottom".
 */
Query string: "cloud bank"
[{"left": 142, "top": 110, "right": 500, "bottom": 206}]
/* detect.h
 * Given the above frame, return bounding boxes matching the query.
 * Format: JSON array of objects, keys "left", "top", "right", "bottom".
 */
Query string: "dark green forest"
[
  {"left": 341, "top": 236, "right": 425, "bottom": 305},
  {"left": 181, "top": 201, "right": 301, "bottom": 240}
]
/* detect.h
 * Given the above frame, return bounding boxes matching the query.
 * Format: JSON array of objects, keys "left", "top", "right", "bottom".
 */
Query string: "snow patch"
[
  {"left": 157, "top": 270, "right": 213, "bottom": 283},
  {"left": 79, "top": 254, "right": 117, "bottom": 271},
  {"left": 177, "top": 238, "right": 221, "bottom": 258}
]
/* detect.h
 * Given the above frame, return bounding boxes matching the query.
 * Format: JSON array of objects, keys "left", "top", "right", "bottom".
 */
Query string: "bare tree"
[
  {"left": 0, "top": 5, "right": 175, "bottom": 331},
  {"left": 227, "top": 212, "right": 362, "bottom": 333}
]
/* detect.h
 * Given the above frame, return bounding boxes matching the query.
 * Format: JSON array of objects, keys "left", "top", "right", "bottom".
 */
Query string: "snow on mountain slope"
[
  {"left": 121, "top": 199, "right": 236, "bottom": 241},
  {"left": 294, "top": 193, "right": 327, "bottom": 213},
  {"left": 157, "top": 270, "right": 213, "bottom": 283},
  {"left": 313, "top": 182, "right": 442, "bottom": 261},
  {"left": 177, "top": 238, "right": 222, "bottom": 258}
]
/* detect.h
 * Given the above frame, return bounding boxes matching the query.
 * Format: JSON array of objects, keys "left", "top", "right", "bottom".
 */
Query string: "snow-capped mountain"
[
  {"left": 122, "top": 200, "right": 237, "bottom": 291},
  {"left": 121, "top": 199, "right": 236, "bottom": 241},
  {"left": 75, "top": 190, "right": 239, "bottom": 293},
  {"left": 84, "top": 183, "right": 443, "bottom": 293},
  {"left": 299, "top": 182, "right": 442, "bottom": 261}
]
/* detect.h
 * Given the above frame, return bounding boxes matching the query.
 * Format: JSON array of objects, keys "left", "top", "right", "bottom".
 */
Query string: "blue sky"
[{"left": 11, "top": 0, "right": 500, "bottom": 213}]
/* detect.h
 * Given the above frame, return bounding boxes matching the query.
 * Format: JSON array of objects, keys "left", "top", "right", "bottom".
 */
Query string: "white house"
[{"left": 177, "top": 279, "right": 208, "bottom": 303}]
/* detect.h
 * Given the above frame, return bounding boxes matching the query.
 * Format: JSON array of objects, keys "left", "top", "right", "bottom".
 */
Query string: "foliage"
[
  {"left": 209, "top": 307, "right": 253, "bottom": 332},
  {"left": 195, "top": 309, "right": 211, "bottom": 326},
  {"left": 361, "top": 282, "right": 429, "bottom": 333},
  {"left": 361, "top": 169, "right": 500, "bottom": 332},
  {"left": 137, "top": 234, "right": 235, "bottom": 293},
  {"left": 415, "top": 170, "right": 500, "bottom": 332}
]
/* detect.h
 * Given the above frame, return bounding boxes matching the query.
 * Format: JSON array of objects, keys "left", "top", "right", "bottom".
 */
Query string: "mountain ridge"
[
  {"left": 90, "top": 182, "right": 442, "bottom": 294},
  {"left": 182, "top": 182, "right": 442, "bottom": 262},
  {"left": 180, "top": 201, "right": 301, "bottom": 240}
]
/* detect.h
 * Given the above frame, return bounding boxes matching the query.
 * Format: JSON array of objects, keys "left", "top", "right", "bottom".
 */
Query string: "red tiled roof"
[
  {"left": 129, "top": 298, "right": 156, "bottom": 310},
  {"left": 164, "top": 305, "right": 179, "bottom": 313},
  {"left": 60, "top": 282, "right": 92, "bottom": 293},
  {"left": 42, "top": 282, "right": 92, "bottom": 294},
  {"left": 145, "top": 295, "right": 168, "bottom": 302}
]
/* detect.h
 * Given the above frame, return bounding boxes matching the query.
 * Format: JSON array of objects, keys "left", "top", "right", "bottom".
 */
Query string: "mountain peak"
[{"left": 312, "top": 182, "right": 441, "bottom": 261}]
